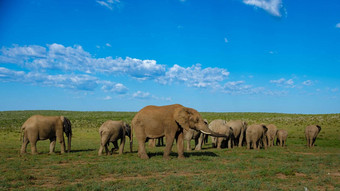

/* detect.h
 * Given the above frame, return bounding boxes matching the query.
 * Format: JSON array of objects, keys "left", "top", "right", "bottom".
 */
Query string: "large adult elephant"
[
  {"left": 226, "top": 120, "right": 247, "bottom": 147},
  {"left": 20, "top": 115, "right": 72, "bottom": 154},
  {"left": 98, "top": 120, "right": 132, "bottom": 155},
  {"left": 246, "top": 124, "right": 268, "bottom": 150},
  {"left": 131, "top": 104, "right": 226, "bottom": 159},
  {"left": 305, "top": 125, "right": 321, "bottom": 148},
  {"left": 266, "top": 124, "right": 277, "bottom": 147},
  {"left": 208, "top": 119, "right": 234, "bottom": 149}
]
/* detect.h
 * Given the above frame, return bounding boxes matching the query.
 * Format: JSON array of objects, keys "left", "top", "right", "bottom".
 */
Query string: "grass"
[{"left": 0, "top": 111, "right": 339, "bottom": 190}]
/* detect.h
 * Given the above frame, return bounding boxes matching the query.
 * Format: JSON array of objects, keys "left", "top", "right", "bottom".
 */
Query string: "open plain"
[{"left": 0, "top": 111, "right": 339, "bottom": 190}]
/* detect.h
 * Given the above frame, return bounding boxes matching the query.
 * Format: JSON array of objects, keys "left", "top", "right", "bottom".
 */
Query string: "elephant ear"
[
  {"left": 203, "top": 119, "right": 208, "bottom": 125},
  {"left": 62, "top": 116, "right": 72, "bottom": 137},
  {"left": 174, "top": 107, "right": 191, "bottom": 131},
  {"left": 262, "top": 124, "right": 268, "bottom": 134},
  {"left": 316, "top": 125, "right": 321, "bottom": 132},
  {"left": 123, "top": 122, "right": 131, "bottom": 136}
]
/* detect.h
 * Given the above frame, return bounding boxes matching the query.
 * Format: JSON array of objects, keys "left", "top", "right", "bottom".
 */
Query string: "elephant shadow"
[
  {"left": 148, "top": 151, "right": 219, "bottom": 158},
  {"left": 70, "top": 149, "right": 96, "bottom": 153}
]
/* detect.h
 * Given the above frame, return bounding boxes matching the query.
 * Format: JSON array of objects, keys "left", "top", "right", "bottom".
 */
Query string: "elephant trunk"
[
  {"left": 67, "top": 135, "right": 72, "bottom": 153},
  {"left": 129, "top": 134, "right": 133, "bottom": 153},
  {"left": 197, "top": 124, "right": 228, "bottom": 138}
]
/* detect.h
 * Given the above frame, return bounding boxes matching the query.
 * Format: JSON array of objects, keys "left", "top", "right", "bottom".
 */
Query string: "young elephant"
[
  {"left": 305, "top": 125, "right": 321, "bottom": 148},
  {"left": 226, "top": 120, "right": 247, "bottom": 147},
  {"left": 98, "top": 120, "right": 132, "bottom": 155},
  {"left": 20, "top": 115, "right": 72, "bottom": 155},
  {"left": 276, "top": 129, "right": 288, "bottom": 147},
  {"left": 266, "top": 124, "right": 277, "bottom": 147},
  {"left": 246, "top": 124, "right": 268, "bottom": 150},
  {"left": 208, "top": 119, "right": 234, "bottom": 149},
  {"left": 183, "top": 119, "right": 209, "bottom": 151}
]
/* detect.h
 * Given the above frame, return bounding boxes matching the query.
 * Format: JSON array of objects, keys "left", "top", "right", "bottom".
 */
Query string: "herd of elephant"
[{"left": 20, "top": 104, "right": 322, "bottom": 159}]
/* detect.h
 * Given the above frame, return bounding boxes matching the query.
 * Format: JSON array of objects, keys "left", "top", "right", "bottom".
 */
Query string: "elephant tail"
[{"left": 20, "top": 125, "right": 25, "bottom": 142}]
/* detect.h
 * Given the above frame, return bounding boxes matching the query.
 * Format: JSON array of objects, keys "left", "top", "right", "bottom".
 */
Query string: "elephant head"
[
  {"left": 174, "top": 107, "right": 227, "bottom": 138},
  {"left": 123, "top": 122, "right": 133, "bottom": 152},
  {"left": 61, "top": 116, "right": 72, "bottom": 153}
]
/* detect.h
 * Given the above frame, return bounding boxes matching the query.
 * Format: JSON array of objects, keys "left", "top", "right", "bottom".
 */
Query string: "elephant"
[
  {"left": 98, "top": 120, "right": 132, "bottom": 155},
  {"left": 183, "top": 119, "right": 209, "bottom": 151},
  {"left": 266, "top": 124, "right": 277, "bottom": 147},
  {"left": 246, "top": 124, "right": 268, "bottom": 150},
  {"left": 226, "top": 120, "right": 247, "bottom": 147},
  {"left": 131, "top": 104, "right": 226, "bottom": 159},
  {"left": 276, "top": 129, "right": 288, "bottom": 147},
  {"left": 305, "top": 125, "right": 321, "bottom": 148},
  {"left": 20, "top": 115, "right": 72, "bottom": 154},
  {"left": 208, "top": 119, "right": 234, "bottom": 149}
]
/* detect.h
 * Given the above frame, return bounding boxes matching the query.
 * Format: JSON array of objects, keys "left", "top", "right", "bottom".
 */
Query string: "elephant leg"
[
  {"left": 247, "top": 140, "right": 251, "bottom": 150},
  {"left": 238, "top": 134, "right": 244, "bottom": 147},
  {"left": 217, "top": 138, "right": 222, "bottom": 149},
  {"left": 312, "top": 138, "right": 316, "bottom": 147},
  {"left": 56, "top": 130, "right": 66, "bottom": 154},
  {"left": 195, "top": 134, "right": 203, "bottom": 151},
  {"left": 113, "top": 141, "right": 119, "bottom": 151},
  {"left": 176, "top": 132, "right": 185, "bottom": 159},
  {"left": 99, "top": 134, "right": 110, "bottom": 156},
  {"left": 252, "top": 140, "right": 257, "bottom": 150},
  {"left": 20, "top": 136, "right": 29, "bottom": 154},
  {"left": 137, "top": 138, "right": 149, "bottom": 159},
  {"left": 186, "top": 139, "right": 191, "bottom": 151},
  {"left": 30, "top": 139, "right": 38, "bottom": 155},
  {"left": 211, "top": 137, "right": 217, "bottom": 148},
  {"left": 49, "top": 137, "right": 56, "bottom": 154},
  {"left": 163, "top": 133, "right": 176, "bottom": 160},
  {"left": 119, "top": 137, "right": 125, "bottom": 155},
  {"left": 228, "top": 139, "right": 232, "bottom": 149}
]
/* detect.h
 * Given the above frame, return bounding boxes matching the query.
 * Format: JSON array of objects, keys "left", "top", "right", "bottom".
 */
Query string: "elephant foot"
[
  {"left": 163, "top": 155, "right": 171, "bottom": 160},
  {"left": 178, "top": 155, "right": 185, "bottom": 159},
  {"left": 140, "top": 154, "right": 149, "bottom": 159},
  {"left": 138, "top": 152, "right": 149, "bottom": 159}
]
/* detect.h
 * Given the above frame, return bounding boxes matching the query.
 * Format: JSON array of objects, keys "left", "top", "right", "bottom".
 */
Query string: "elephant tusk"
[{"left": 200, "top": 130, "right": 211, "bottom": 135}]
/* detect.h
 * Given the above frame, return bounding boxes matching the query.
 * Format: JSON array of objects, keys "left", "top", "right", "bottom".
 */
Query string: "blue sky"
[{"left": 0, "top": 0, "right": 339, "bottom": 113}]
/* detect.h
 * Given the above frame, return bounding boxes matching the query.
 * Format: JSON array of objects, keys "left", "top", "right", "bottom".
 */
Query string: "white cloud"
[
  {"left": 96, "top": 0, "right": 120, "bottom": 10},
  {"left": 0, "top": 43, "right": 166, "bottom": 80},
  {"left": 101, "top": 81, "right": 128, "bottom": 94},
  {"left": 243, "top": 0, "right": 282, "bottom": 17},
  {"left": 0, "top": 67, "right": 130, "bottom": 93},
  {"left": 331, "top": 88, "right": 339, "bottom": 92},
  {"left": 302, "top": 80, "right": 313, "bottom": 86},
  {"left": 159, "top": 64, "right": 229, "bottom": 89},
  {"left": 132, "top": 91, "right": 151, "bottom": 99},
  {"left": 336, "top": 23, "right": 340, "bottom": 28},
  {"left": 106, "top": 43, "right": 112, "bottom": 47},
  {"left": 103, "top": 96, "right": 112, "bottom": 100},
  {"left": 270, "top": 78, "right": 295, "bottom": 88}
]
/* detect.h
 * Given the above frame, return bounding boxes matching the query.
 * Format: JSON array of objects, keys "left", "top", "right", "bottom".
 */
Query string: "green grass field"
[{"left": 0, "top": 111, "right": 339, "bottom": 190}]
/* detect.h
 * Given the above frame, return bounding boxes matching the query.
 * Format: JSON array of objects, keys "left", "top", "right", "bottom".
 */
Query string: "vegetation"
[{"left": 0, "top": 111, "right": 339, "bottom": 190}]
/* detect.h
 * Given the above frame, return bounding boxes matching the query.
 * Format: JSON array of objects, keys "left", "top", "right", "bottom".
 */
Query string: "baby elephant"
[
  {"left": 98, "top": 120, "right": 132, "bottom": 155},
  {"left": 305, "top": 125, "right": 321, "bottom": 148},
  {"left": 276, "top": 129, "right": 288, "bottom": 147}
]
